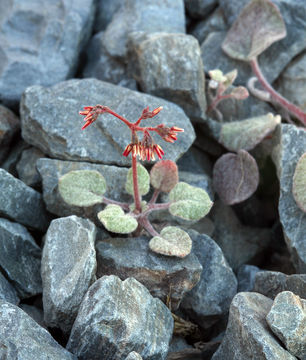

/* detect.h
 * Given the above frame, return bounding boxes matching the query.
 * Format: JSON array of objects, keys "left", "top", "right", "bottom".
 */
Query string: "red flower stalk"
[
  {"left": 123, "top": 131, "right": 141, "bottom": 158},
  {"left": 155, "top": 124, "right": 184, "bottom": 143},
  {"left": 140, "top": 131, "right": 165, "bottom": 161},
  {"left": 80, "top": 105, "right": 108, "bottom": 129}
]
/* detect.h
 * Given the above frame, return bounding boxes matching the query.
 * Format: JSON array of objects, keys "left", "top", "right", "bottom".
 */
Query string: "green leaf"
[
  {"left": 292, "top": 153, "right": 306, "bottom": 213},
  {"left": 209, "top": 69, "right": 227, "bottom": 83},
  {"left": 125, "top": 163, "right": 150, "bottom": 196},
  {"left": 222, "top": 0, "right": 286, "bottom": 61},
  {"left": 169, "top": 182, "right": 213, "bottom": 221},
  {"left": 58, "top": 170, "right": 106, "bottom": 207},
  {"left": 219, "top": 113, "right": 281, "bottom": 152},
  {"left": 97, "top": 204, "right": 138, "bottom": 234},
  {"left": 150, "top": 160, "right": 178, "bottom": 193},
  {"left": 149, "top": 226, "right": 192, "bottom": 258}
]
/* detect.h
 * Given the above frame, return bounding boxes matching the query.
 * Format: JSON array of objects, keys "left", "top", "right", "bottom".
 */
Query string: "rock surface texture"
[
  {"left": 67, "top": 275, "right": 174, "bottom": 360},
  {"left": 0, "top": 105, "right": 19, "bottom": 162},
  {"left": 0, "top": 272, "right": 19, "bottom": 305},
  {"left": 42, "top": 216, "right": 97, "bottom": 335}
]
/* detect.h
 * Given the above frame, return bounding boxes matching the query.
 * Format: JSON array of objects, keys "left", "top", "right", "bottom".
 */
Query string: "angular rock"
[
  {"left": 16, "top": 147, "right": 44, "bottom": 187},
  {"left": 42, "top": 216, "right": 97, "bottom": 334},
  {"left": 125, "top": 352, "right": 143, "bottom": 360},
  {"left": 82, "top": 31, "right": 137, "bottom": 90},
  {"left": 67, "top": 275, "right": 174, "bottom": 360},
  {"left": 19, "top": 304, "right": 46, "bottom": 329},
  {"left": 184, "top": 0, "right": 218, "bottom": 19},
  {"left": 177, "top": 146, "right": 212, "bottom": 176},
  {"left": 94, "top": 0, "right": 123, "bottom": 32},
  {"left": 0, "top": 0, "right": 95, "bottom": 108},
  {"left": 210, "top": 201, "right": 271, "bottom": 270},
  {"left": 96, "top": 236, "right": 202, "bottom": 310},
  {"left": 0, "top": 300, "right": 76, "bottom": 359},
  {"left": 21, "top": 78, "right": 195, "bottom": 166},
  {"left": 128, "top": 32, "right": 206, "bottom": 121},
  {"left": 266, "top": 291, "right": 306, "bottom": 359},
  {"left": 0, "top": 105, "right": 19, "bottom": 162},
  {"left": 168, "top": 336, "right": 193, "bottom": 353},
  {"left": 0, "top": 218, "right": 42, "bottom": 299},
  {"left": 237, "top": 264, "right": 261, "bottom": 293},
  {"left": 0, "top": 168, "right": 49, "bottom": 231},
  {"left": 272, "top": 125, "right": 306, "bottom": 273},
  {"left": 218, "top": 0, "right": 306, "bottom": 83},
  {"left": 0, "top": 272, "right": 19, "bottom": 305},
  {"left": 180, "top": 231, "right": 237, "bottom": 327},
  {"left": 37, "top": 158, "right": 130, "bottom": 218},
  {"left": 276, "top": 51, "right": 306, "bottom": 111},
  {"left": 212, "top": 292, "right": 296, "bottom": 360},
  {"left": 254, "top": 271, "right": 306, "bottom": 300},
  {"left": 0, "top": 138, "right": 28, "bottom": 176},
  {"left": 102, "top": 0, "right": 185, "bottom": 59}
]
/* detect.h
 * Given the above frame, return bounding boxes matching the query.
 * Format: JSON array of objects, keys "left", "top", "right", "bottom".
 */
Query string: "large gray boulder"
[
  {"left": 0, "top": 300, "right": 76, "bottom": 360},
  {"left": 20, "top": 79, "right": 195, "bottom": 166},
  {"left": 0, "top": 0, "right": 95, "bottom": 108},
  {"left": 0, "top": 218, "right": 42, "bottom": 298},
  {"left": 42, "top": 216, "right": 97, "bottom": 335},
  {"left": 67, "top": 275, "right": 174, "bottom": 360},
  {"left": 0, "top": 105, "right": 19, "bottom": 162},
  {"left": 0, "top": 272, "right": 19, "bottom": 305}
]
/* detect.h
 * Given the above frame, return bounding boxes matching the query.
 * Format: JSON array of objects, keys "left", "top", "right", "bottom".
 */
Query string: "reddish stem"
[
  {"left": 250, "top": 58, "right": 306, "bottom": 126},
  {"left": 149, "top": 189, "right": 160, "bottom": 205},
  {"left": 132, "top": 154, "right": 142, "bottom": 213},
  {"left": 105, "top": 108, "right": 133, "bottom": 128},
  {"left": 206, "top": 94, "right": 233, "bottom": 114},
  {"left": 102, "top": 197, "right": 130, "bottom": 210},
  {"left": 138, "top": 216, "right": 159, "bottom": 237}
]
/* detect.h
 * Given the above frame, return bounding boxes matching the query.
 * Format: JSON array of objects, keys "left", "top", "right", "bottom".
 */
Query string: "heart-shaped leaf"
[
  {"left": 169, "top": 182, "right": 213, "bottom": 221},
  {"left": 292, "top": 153, "right": 306, "bottom": 213},
  {"left": 149, "top": 226, "right": 192, "bottom": 258},
  {"left": 150, "top": 160, "right": 178, "bottom": 193},
  {"left": 125, "top": 163, "right": 150, "bottom": 196},
  {"left": 230, "top": 86, "right": 249, "bottom": 100},
  {"left": 58, "top": 170, "right": 106, "bottom": 207},
  {"left": 213, "top": 150, "right": 259, "bottom": 205},
  {"left": 97, "top": 204, "right": 138, "bottom": 234},
  {"left": 219, "top": 113, "right": 281, "bottom": 152},
  {"left": 222, "top": 0, "right": 286, "bottom": 61}
]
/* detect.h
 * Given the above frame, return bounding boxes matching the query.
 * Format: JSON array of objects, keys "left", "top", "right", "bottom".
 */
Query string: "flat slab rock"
[
  {"left": 42, "top": 216, "right": 97, "bottom": 335},
  {"left": 20, "top": 78, "right": 195, "bottom": 166},
  {"left": 96, "top": 236, "right": 202, "bottom": 311},
  {"left": 0, "top": 168, "right": 49, "bottom": 231},
  {"left": 0, "top": 0, "right": 95, "bottom": 108},
  {"left": 180, "top": 230, "right": 237, "bottom": 327},
  {"left": 0, "top": 300, "right": 76, "bottom": 360},
  {"left": 37, "top": 158, "right": 130, "bottom": 218},
  {"left": 0, "top": 218, "right": 42, "bottom": 299},
  {"left": 0, "top": 272, "right": 19, "bottom": 305},
  {"left": 272, "top": 124, "right": 306, "bottom": 273},
  {"left": 254, "top": 271, "right": 306, "bottom": 300},
  {"left": 212, "top": 292, "right": 296, "bottom": 360},
  {"left": 267, "top": 291, "right": 306, "bottom": 359},
  {"left": 67, "top": 275, "right": 173, "bottom": 360}
]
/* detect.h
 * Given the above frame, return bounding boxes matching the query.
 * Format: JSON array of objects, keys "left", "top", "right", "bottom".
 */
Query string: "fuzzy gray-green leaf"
[
  {"left": 125, "top": 163, "right": 150, "bottom": 196},
  {"left": 58, "top": 170, "right": 106, "bottom": 207},
  {"left": 169, "top": 182, "right": 213, "bottom": 221},
  {"left": 97, "top": 204, "right": 138, "bottom": 234}
]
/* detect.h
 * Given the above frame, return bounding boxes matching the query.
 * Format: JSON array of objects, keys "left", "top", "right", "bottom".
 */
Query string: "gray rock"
[
  {"left": 0, "top": 272, "right": 19, "bottom": 305},
  {"left": 212, "top": 292, "right": 296, "bottom": 360},
  {"left": 125, "top": 352, "right": 143, "bottom": 360},
  {"left": 210, "top": 201, "right": 271, "bottom": 271},
  {"left": 266, "top": 291, "right": 306, "bottom": 359},
  {"left": 94, "top": 0, "right": 123, "bottom": 32},
  {"left": 128, "top": 32, "right": 206, "bottom": 121},
  {"left": 0, "top": 105, "right": 19, "bottom": 162},
  {"left": 191, "top": 7, "right": 227, "bottom": 44},
  {"left": 0, "top": 168, "right": 49, "bottom": 231},
  {"left": 218, "top": 0, "right": 306, "bottom": 83},
  {"left": 0, "top": 0, "right": 95, "bottom": 108},
  {"left": 103, "top": 0, "right": 185, "bottom": 59},
  {"left": 0, "top": 300, "right": 76, "bottom": 360},
  {"left": 272, "top": 124, "right": 306, "bottom": 273},
  {"left": 177, "top": 145, "right": 212, "bottom": 176},
  {"left": 168, "top": 337, "right": 193, "bottom": 353},
  {"left": 67, "top": 275, "right": 174, "bottom": 360},
  {"left": 0, "top": 218, "right": 42, "bottom": 299},
  {"left": 180, "top": 231, "right": 237, "bottom": 327},
  {"left": 19, "top": 304, "right": 46, "bottom": 329},
  {"left": 254, "top": 271, "right": 306, "bottom": 300},
  {"left": 16, "top": 147, "right": 44, "bottom": 187},
  {"left": 1, "top": 138, "right": 28, "bottom": 176},
  {"left": 42, "top": 216, "right": 97, "bottom": 335},
  {"left": 21, "top": 78, "right": 195, "bottom": 166},
  {"left": 82, "top": 31, "right": 137, "bottom": 90},
  {"left": 237, "top": 264, "right": 261, "bottom": 293},
  {"left": 37, "top": 158, "right": 130, "bottom": 218},
  {"left": 96, "top": 236, "right": 202, "bottom": 310},
  {"left": 184, "top": 0, "right": 218, "bottom": 19},
  {"left": 275, "top": 51, "right": 306, "bottom": 111}
]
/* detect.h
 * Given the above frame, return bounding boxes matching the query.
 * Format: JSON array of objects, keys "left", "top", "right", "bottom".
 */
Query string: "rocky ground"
[{"left": 0, "top": 0, "right": 305, "bottom": 359}]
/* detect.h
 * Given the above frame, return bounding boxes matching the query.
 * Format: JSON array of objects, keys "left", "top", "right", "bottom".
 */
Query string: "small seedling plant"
[{"left": 59, "top": 105, "right": 213, "bottom": 257}]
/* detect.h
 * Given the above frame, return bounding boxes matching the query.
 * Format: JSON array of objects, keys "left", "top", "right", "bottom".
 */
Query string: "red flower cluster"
[
  {"left": 155, "top": 124, "right": 184, "bottom": 143},
  {"left": 79, "top": 105, "right": 108, "bottom": 129}
]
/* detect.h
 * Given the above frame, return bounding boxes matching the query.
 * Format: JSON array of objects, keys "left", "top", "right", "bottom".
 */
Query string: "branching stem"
[
  {"left": 139, "top": 216, "right": 160, "bottom": 237},
  {"left": 102, "top": 197, "right": 130, "bottom": 210}
]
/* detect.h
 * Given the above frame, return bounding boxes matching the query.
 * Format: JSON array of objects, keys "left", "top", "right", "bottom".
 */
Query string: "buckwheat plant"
[{"left": 58, "top": 105, "right": 213, "bottom": 258}]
